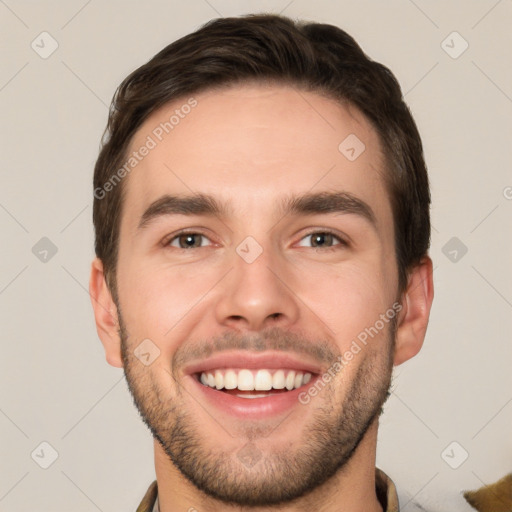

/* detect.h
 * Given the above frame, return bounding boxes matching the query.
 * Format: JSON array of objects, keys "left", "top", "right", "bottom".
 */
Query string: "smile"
[
  {"left": 184, "top": 351, "right": 321, "bottom": 417},
  {"left": 199, "top": 368, "right": 313, "bottom": 397}
]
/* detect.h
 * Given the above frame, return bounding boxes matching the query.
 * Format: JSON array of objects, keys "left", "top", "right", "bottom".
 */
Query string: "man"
[{"left": 89, "top": 14, "right": 434, "bottom": 512}]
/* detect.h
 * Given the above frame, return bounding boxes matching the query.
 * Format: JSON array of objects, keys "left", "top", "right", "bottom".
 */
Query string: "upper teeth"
[{"left": 199, "top": 369, "right": 312, "bottom": 391}]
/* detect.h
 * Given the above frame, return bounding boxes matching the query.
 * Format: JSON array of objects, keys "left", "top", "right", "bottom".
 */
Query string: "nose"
[{"left": 213, "top": 243, "right": 301, "bottom": 332}]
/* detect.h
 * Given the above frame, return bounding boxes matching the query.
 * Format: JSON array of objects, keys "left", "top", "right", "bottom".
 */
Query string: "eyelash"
[
  {"left": 163, "top": 229, "right": 349, "bottom": 251},
  {"left": 297, "top": 229, "right": 349, "bottom": 251}
]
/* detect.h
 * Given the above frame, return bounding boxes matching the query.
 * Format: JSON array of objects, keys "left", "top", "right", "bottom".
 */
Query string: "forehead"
[{"left": 122, "top": 83, "right": 391, "bottom": 231}]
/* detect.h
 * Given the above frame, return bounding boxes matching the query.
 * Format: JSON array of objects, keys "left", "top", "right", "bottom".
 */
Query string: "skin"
[{"left": 90, "top": 84, "right": 434, "bottom": 512}]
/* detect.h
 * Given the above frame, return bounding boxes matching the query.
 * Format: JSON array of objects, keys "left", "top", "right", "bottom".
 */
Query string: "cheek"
[
  {"left": 291, "top": 257, "right": 392, "bottom": 348},
  {"left": 116, "top": 260, "right": 220, "bottom": 348}
]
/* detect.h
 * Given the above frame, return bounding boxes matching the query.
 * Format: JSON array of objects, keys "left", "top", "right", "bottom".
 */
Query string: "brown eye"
[
  {"left": 169, "top": 233, "right": 209, "bottom": 249},
  {"left": 311, "top": 233, "right": 335, "bottom": 247},
  {"left": 298, "top": 232, "right": 344, "bottom": 249}
]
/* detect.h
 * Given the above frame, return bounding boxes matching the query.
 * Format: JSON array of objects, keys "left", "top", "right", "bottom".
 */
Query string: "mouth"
[
  {"left": 197, "top": 368, "right": 313, "bottom": 398},
  {"left": 184, "top": 352, "right": 321, "bottom": 418}
]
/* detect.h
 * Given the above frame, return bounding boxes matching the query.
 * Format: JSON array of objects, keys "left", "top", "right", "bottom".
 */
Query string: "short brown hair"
[{"left": 93, "top": 13, "right": 430, "bottom": 297}]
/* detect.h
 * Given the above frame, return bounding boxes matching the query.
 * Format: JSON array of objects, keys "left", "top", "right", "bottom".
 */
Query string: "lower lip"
[{"left": 188, "top": 375, "right": 317, "bottom": 419}]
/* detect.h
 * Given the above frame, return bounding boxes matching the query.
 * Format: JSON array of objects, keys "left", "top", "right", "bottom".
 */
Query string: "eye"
[
  {"left": 297, "top": 231, "right": 347, "bottom": 249},
  {"left": 167, "top": 232, "right": 212, "bottom": 249}
]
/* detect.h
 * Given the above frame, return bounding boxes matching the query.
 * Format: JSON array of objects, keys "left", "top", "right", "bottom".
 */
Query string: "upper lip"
[{"left": 183, "top": 351, "right": 323, "bottom": 376}]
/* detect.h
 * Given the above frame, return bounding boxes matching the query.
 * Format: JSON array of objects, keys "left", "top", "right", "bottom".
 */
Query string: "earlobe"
[
  {"left": 89, "top": 258, "right": 123, "bottom": 368},
  {"left": 393, "top": 256, "right": 434, "bottom": 366}
]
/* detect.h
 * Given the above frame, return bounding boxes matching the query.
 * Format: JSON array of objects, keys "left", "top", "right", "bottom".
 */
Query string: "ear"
[
  {"left": 394, "top": 256, "right": 434, "bottom": 366},
  {"left": 89, "top": 258, "right": 123, "bottom": 368}
]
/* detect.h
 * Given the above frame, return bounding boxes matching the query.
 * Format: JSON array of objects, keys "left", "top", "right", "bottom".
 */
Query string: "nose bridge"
[{"left": 213, "top": 234, "right": 300, "bottom": 331}]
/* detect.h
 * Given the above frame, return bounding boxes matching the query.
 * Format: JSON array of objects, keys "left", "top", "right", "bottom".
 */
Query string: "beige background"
[{"left": 1, "top": 1, "right": 511, "bottom": 510}]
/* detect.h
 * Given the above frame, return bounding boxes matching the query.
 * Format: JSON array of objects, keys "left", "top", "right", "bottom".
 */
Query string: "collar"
[{"left": 137, "top": 467, "right": 399, "bottom": 512}]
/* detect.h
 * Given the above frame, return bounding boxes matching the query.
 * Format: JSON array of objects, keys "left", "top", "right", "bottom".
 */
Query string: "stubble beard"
[{"left": 119, "top": 315, "right": 395, "bottom": 507}]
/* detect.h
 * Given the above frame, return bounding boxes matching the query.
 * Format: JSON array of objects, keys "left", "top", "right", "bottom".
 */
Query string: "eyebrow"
[{"left": 137, "top": 191, "right": 377, "bottom": 230}]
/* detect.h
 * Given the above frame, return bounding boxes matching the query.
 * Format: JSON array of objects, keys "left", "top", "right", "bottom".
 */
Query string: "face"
[{"left": 114, "top": 84, "right": 400, "bottom": 506}]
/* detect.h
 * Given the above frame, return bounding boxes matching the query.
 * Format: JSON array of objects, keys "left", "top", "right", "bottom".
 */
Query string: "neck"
[{"left": 154, "top": 418, "right": 384, "bottom": 512}]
